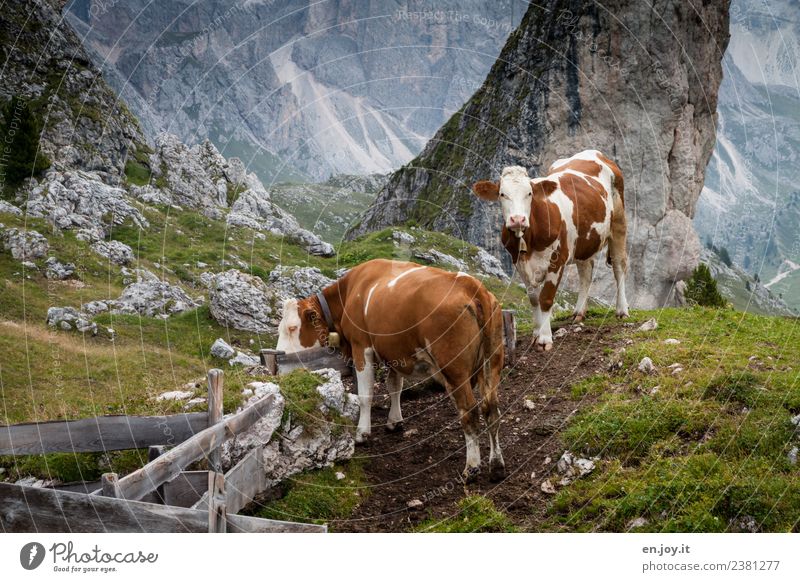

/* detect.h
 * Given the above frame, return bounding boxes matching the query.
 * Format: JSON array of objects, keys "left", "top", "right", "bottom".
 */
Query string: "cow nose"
[{"left": 509, "top": 215, "right": 526, "bottom": 228}]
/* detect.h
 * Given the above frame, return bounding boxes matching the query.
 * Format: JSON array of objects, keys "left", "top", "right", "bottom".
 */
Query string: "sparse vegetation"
[
  {"left": 684, "top": 263, "right": 727, "bottom": 307},
  {"left": 416, "top": 495, "right": 518, "bottom": 532},
  {"left": 0, "top": 96, "right": 51, "bottom": 187}
]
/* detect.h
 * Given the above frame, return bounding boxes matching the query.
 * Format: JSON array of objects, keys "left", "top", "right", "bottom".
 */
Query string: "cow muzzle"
[{"left": 508, "top": 215, "right": 528, "bottom": 232}]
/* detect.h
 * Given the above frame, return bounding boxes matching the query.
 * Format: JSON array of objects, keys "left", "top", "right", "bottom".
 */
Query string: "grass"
[
  {"left": 415, "top": 495, "right": 518, "bottom": 532},
  {"left": 546, "top": 306, "right": 800, "bottom": 532},
  {"left": 251, "top": 460, "right": 367, "bottom": 528}
]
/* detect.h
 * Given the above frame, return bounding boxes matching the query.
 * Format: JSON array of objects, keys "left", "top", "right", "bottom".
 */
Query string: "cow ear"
[
  {"left": 532, "top": 179, "right": 558, "bottom": 197},
  {"left": 303, "top": 308, "right": 317, "bottom": 323},
  {"left": 472, "top": 180, "right": 500, "bottom": 201}
]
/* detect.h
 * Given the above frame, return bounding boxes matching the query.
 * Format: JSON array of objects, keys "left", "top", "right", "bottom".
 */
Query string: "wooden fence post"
[
  {"left": 259, "top": 349, "right": 282, "bottom": 375},
  {"left": 207, "top": 369, "right": 224, "bottom": 473},
  {"left": 148, "top": 446, "right": 166, "bottom": 503},
  {"left": 207, "top": 471, "right": 226, "bottom": 533},
  {"left": 101, "top": 473, "right": 121, "bottom": 498}
]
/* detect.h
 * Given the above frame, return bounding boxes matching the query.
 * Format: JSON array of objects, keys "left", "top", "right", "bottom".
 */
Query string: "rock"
[
  {"left": 0, "top": 200, "right": 23, "bottom": 216},
  {"left": 406, "top": 499, "right": 424, "bottom": 510},
  {"left": 671, "top": 367, "right": 684, "bottom": 375},
  {"left": 25, "top": 171, "right": 148, "bottom": 240},
  {"left": 210, "top": 338, "right": 236, "bottom": 359},
  {"left": 44, "top": 257, "right": 76, "bottom": 280},
  {"left": 553, "top": 327, "right": 569, "bottom": 339},
  {"left": 268, "top": 266, "right": 334, "bottom": 300},
  {"left": 523, "top": 398, "right": 536, "bottom": 411},
  {"left": 228, "top": 351, "right": 260, "bottom": 367},
  {"left": 184, "top": 397, "right": 207, "bottom": 409},
  {"left": 1, "top": 227, "right": 49, "bottom": 261},
  {"left": 155, "top": 390, "right": 194, "bottom": 401},
  {"left": 627, "top": 517, "right": 649, "bottom": 530},
  {"left": 128, "top": 184, "right": 172, "bottom": 207},
  {"left": 90, "top": 240, "right": 135, "bottom": 265},
  {"left": 787, "top": 446, "right": 798, "bottom": 466},
  {"left": 414, "top": 248, "right": 467, "bottom": 271},
  {"left": 638, "top": 357, "right": 656, "bottom": 373},
  {"left": 392, "top": 230, "right": 415, "bottom": 245},
  {"left": 637, "top": 318, "right": 658, "bottom": 332},
  {"left": 22, "top": 261, "right": 37, "bottom": 270},
  {"left": 664, "top": 338, "right": 681, "bottom": 345},
  {"left": 540, "top": 479, "right": 556, "bottom": 494},
  {"left": 729, "top": 515, "right": 759, "bottom": 533},
  {"left": 209, "top": 270, "right": 278, "bottom": 333},
  {"left": 791, "top": 414, "right": 800, "bottom": 427},
  {"left": 335, "top": 471, "right": 346, "bottom": 481},
  {"left": 556, "top": 451, "right": 596, "bottom": 482},
  {"left": 474, "top": 247, "right": 509, "bottom": 280},
  {"left": 196, "top": 261, "right": 208, "bottom": 269},
  {"left": 46, "top": 306, "right": 97, "bottom": 335},
  {"left": 112, "top": 274, "right": 199, "bottom": 317}
]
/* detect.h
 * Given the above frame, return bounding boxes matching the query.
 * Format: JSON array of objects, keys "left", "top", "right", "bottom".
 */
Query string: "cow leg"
[
  {"left": 526, "top": 284, "right": 543, "bottom": 339},
  {"left": 609, "top": 204, "right": 629, "bottom": 318},
  {"left": 478, "top": 358, "right": 505, "bottom": 482},
  {"left": 535, "top": 271, "right": 563, "bottom": 352},
  {"left": 353, "top": 347, "right": 375, "bottom": 443},
  {"left": 573, "top": 259, "right": 594, "bottom": 322},
  {"left": 445, "top": 371, "right": 481, "bottom": 482},
  {"left": 385, "top": 368, "right": 404, "bottom": 432}
]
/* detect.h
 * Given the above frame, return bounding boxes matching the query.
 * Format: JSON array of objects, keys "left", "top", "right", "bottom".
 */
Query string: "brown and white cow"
[
  {"left": 473, "top": 149, "right": 628, "bottom": 351},
  {"left": 276, "top": 258, "right": 506, "bottom": 482}
]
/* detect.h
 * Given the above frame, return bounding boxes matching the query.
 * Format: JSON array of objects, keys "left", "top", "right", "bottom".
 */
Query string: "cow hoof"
[
  {"left": 355, "top": 432, "right": 371, "bottom": 445},
  {"left": 489, "top": 462, "right": 506, "bottom": 483},
  {"left": 385, "top": 421, "right": 404, "bottom": 433},
  {"left": 616, "top": 310, "right": 629, "bottom": 319},
  {"left": 535, "top": 340, "right": 553, "bottom": 352},
  {"left": 462, "top": 466, "right": 480, "bottom": 483},
  {"left": 572, "top": 313, "right": 586, "bottom": 323}
]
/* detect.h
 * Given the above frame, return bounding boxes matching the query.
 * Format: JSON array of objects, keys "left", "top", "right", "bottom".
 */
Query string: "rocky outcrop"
[
  {"left": 90, "top": 240, "right": 135, "bottom": 266},
  {"left": 350, "top": 0, "right": 730, "bottom": 308},
  {"left": 25, "top": 171, "right": 148, "bottom": 241},
  {"left": 268, "top": 266, "right": 334, "bottom": 300},
  {"left": 0, "top": 0, "right": 147, "bottom": 177},
  {"left": 208, "top": 270, "right": 278, "bottom": 333},
  {"left": 45, "top": 257, "right": 76, "bottom": 280},
  {"left": 46, "top": 306, "right": 97, "bottom": 335},
  {"left": 80, "top": 269, "right": 199, "bottom": 318},
  {"left": 1, "top": 227, "right": 49, "bottom": 261}
]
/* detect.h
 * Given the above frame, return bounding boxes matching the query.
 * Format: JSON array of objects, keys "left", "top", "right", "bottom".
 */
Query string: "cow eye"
[{"left": 499, "top": 192, "right": 508, "bottom": 199}]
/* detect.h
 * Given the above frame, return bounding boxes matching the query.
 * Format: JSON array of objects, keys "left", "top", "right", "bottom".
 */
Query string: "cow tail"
[{"left": 470, "top": 293, "right": 503, "bottom": 402}]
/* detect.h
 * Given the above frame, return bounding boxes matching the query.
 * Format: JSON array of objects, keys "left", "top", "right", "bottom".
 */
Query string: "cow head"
[
  {"left": 276, "top": 297, "right": 325, "bottom": 353},
  {"left": 472, "top": 166, "right": 533, "bottom": 233}
]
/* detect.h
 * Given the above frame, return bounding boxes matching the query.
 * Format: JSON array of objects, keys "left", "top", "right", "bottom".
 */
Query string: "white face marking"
[
  {"left": 387, "top": 265, "right": 426, "bottom": 288},
  {"left": 498, "top": 166, "right": 532, "bottom": 231},
  {"left": 276, "top": 298, "right": 318, "bottom": 353},
  {"left": 364, "top": 283, "right": 378, "bottom": 317},
  {"left": 456, "top": 271, "right": 471, "bottom": 278}
]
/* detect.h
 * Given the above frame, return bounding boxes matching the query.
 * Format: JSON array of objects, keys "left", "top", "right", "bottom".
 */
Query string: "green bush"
[
  {"left": 684, "top": 264, "right": 726, "bottom": 308},
  {"left": 0, "top": 96, "right": 51, "bottom": 186}
]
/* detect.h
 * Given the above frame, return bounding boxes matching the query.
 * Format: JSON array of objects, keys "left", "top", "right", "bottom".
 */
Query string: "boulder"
[
  {"left": 228, "top": 351, "right": 260, "bottom": 367},
  {"left": 44, "top": 257, "right": 76, "bottom": 280},
  {"left": 90, "top": 240, "right": 135, "bottom": 265},
  {"left": 210, "top": 338, "right": 236, "bottom": 359},
  {"left": 46, "top": 306, "right": 97, "bottom": 335},
  {"left": 638, "top": 357, "right": 656, "bottom": 373},
  {"left": 475, "top": 247, "right": 509, "bottom": 280},
  {"left": 0, "top": 200, "right": 23, "bottom": 216},
  {"left": 112, "top": 276, "right": 200, "bottom": 318},
  {"left": 208, "top": 269, "right": 278, "bottom": 333},
  {"left": 1, "top": 227, "right": 49, "bottom": 261},
  {"left": 268, "top": 265, "right": 334, "bottom": 300}
]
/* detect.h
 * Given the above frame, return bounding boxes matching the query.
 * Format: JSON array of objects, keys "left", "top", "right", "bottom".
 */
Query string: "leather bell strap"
[{"left": 315, "top": 292, "right": 340, "bottom": 348}]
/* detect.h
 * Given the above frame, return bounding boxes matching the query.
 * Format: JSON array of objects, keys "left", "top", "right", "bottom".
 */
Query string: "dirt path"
[{"left": 334, "top": 322, "right": 627, "bottom": 532}]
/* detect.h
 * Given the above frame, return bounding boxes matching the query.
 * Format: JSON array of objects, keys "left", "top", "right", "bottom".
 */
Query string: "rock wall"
[{"left": 350, "top": 0, "right": 731, "bottom": 308}]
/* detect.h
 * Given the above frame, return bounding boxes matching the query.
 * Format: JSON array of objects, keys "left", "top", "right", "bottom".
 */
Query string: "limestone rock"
[
  {"left": 0, "top": 200, "right": 23, "bottom": 216},
  {"left": 1, "top": 227, "right": 49, "bottom": 261},
  {"left": 46, "top": 306, "right": 97, "bottom": 335},
  {"left": 210, "top": 338, "right": 236, "bottom": 359},
  {"left": 45, "top": 257, "right": 76, "bottom": 280},
  {"left": 112, "top": 276, "right": 199, "bottom": 318},
  {"left": 156, "top": 390, "right": 194, "bottom": 401},
  {"left": 637, "top": 318, "right": 659, "bottom": 332},
  {"left": 638, "top": 357, "right": 656, "bottom": 373},
  {"left": 228, "top": 351, "right": 260, "bottom": 367},
  {"left": 208, "top": 269, "right": 277, "bottom": 333},
  {"left": 268, "top": 265, "right": 334, "bottom": 300},
  {"left": 90, "top": 240, "right": 135, "bottom": 265}
]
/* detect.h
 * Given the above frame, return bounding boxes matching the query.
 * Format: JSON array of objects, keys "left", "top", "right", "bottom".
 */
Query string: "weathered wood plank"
[
  {"left": 114, "top": 393, "right": 276, "bottom": 501},
  {"left": 147, "top": 446, "right": 166, "bottom": 503},
  {"left": 193, "top": 446, "right": 266, "bottom": 514},
  {"left": 207, "top": 369, "right": 224, "bottom": 473},
  {"left": 163, "top": 471, "right": 208, "bottom": 508},
  {"left": 0, "top": 482, "right": 325, "bottom": 533},
  {"left": 262, "top": 347, "right": 353, "bottom": 377},
  {"left": 207, "top": 472, "right": 226, "bottom": 533},
  {"left": 0, "top": 413, "right": 208, "bottom": 455}
]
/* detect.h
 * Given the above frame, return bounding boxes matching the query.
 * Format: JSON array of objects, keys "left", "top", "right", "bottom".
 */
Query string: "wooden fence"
[{"left": 0, "top": 369, "right": 324, "bottom": 533}]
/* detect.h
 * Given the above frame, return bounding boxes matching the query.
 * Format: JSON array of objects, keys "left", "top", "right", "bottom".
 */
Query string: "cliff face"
[
  {"left": 351, "top": 0, "right": 731, "bottom": 308},
  {"left": 65, "top": 0, "right": 522, "bottom": 181}
]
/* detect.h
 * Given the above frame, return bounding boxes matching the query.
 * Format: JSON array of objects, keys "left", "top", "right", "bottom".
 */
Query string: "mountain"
[
  {"left": 694, "top": 0, "right": 800, "bottom": 311},
  {"left": 349, "top": 0, "right": 731, "bottom": 309},
  {"left": 64, "top": 0, "right": 522, "bottom": 182}
]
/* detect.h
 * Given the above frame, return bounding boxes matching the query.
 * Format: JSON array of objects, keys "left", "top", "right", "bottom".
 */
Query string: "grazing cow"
[
  {"left": 276, "top": 258, "right": 506, "bottom": 482},
  {"left": 472, "top": 149, "right": 628, "bottom": 351}
]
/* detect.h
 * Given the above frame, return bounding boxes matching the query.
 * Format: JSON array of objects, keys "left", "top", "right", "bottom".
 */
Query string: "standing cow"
[
  {"left": 472, "top": 149, "right": 628, "bottom": 351},
  {"left": 276, "top": 259, "right": 506, "bottom": 482}
]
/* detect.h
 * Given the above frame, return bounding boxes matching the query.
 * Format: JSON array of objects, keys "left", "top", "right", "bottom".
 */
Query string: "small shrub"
[
  {"left": 124, "top": 158, "right": 151, "bottom": 186},
  {"left": 0, "top": 96, "right": 51, "bottom": 186},
  {"left": 702, "top": 372, "right": 760, "bottom": 407},
  {"left": 684, "top": 264, "right": 726, "bottom": 308}
]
